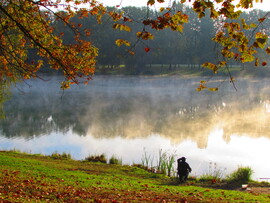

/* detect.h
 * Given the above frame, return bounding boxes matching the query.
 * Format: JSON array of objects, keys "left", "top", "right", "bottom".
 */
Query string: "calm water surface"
[{"left": 1, "top": 76, "right": 270, "bottom": 180}]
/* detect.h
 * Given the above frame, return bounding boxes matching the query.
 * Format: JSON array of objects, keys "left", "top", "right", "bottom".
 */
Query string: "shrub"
[
  {"left": 109, "top": 155, "right": 122, "bottom": 165},
  {"left": 50, "top": 152, "right": 71, "bottom": 160},
  {"left": 227, "top": 167, "right": 253, "bottom": 183},
  {"left": 85, "top": 154, "right": 107, "bottom": 163}
]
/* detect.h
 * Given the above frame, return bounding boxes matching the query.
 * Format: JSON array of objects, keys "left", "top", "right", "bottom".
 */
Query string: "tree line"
[
  {"left": 1, "top": 1, "right": 270, "bottom": 116},
  {"left": 47, "top": 5, "right": 270, "bottom": 76}
]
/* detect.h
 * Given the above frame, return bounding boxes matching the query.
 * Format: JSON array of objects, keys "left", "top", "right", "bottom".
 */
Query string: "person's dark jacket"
[{"left": 177, "top": 160, "right": 192, "bottom": 174}]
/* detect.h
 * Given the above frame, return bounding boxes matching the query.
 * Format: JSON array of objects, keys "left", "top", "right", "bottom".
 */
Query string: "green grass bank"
[{"left": 0, "top": 151, "right": 270, "bottom": 202}]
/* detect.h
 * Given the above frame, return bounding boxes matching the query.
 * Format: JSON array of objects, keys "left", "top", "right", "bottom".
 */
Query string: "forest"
[{"left": 46, "top": 4, "right": 270, "bottom": 76}]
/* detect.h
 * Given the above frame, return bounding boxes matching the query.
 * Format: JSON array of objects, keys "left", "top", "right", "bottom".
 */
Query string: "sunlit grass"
[{"left": 1, "top": 151, "right": 270, "bottom": 202}]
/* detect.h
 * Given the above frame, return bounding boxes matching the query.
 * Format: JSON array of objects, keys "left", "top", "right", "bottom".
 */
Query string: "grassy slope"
[{"left": 0, "top": 151, "right": 269, "bottom": 202}]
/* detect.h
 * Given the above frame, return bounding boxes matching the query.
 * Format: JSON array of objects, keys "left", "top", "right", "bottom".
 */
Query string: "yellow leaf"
[
  {"left": 115, "top": 39, "right": 131, "bottom": 47},
  {"left": 113, "top": 24, "right": 131, "bottom": 32},
  {"left": 218, "top": 61, "right": 227, "bottom": 67},
  {"left": 122, "top": 25, "right": 131, "bottom": 32},
  {"left": 136, "top": 31, "right": 154, "bottom": 40},
  {"left": 250, "top": 23, "right": 257, "bottom": 28},
  {"left": 160, "top": 7, "right": 165, "bottom": 12},
  {"left": 208, "top": 88, "right": 218, "bottom": 91},
  {"left": 255, "top": 58, "right": 259, "bottom": 67},
  {"left": 61, "top": 81, "right": 71, "bottom": 89},
  {"left": 241, "top": 52, "right": 255, "bottom": 62},
  {"left": 200, "top": 80, "right": 206, "bottom": 84},
  {"left": 202, "top": 62, "right": 218, "bottom": 73}
]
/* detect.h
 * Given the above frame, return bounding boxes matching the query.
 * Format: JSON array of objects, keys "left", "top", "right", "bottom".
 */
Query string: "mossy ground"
[{"left": 1, "top": 151, "right": 269, "bottom": 202}]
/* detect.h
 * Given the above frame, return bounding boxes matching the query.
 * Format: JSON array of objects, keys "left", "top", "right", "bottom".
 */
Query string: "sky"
[{"left": 98, "top": 0, "right": 270, "bottom": 11}]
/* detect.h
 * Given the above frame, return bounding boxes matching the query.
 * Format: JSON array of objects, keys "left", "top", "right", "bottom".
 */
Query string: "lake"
[{"left": 1, "top": 75, "right": 270, "bottom": 181}]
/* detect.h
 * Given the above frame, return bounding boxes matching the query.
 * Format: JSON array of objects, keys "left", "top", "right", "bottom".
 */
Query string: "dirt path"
[{"left": 247, "top": 187, "right": 270, "bottom": 194}]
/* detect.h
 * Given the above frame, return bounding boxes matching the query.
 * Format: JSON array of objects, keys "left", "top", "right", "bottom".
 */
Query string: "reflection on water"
[{"left": 1, "top": 76, "right": 270, "bottom": 180}]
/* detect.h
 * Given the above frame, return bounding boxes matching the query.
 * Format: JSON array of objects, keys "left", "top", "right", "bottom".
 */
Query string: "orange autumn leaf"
[{"left": 147, "top": 0, "right": 155, "bottom": 6}]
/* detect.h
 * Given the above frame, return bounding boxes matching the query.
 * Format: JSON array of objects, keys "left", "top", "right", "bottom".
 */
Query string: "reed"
[
  {"left": 198, "top": 162, "right": 227, "bottom": 182},
  {"left": 142, "top": 149, "right": 176, "bottom": 177},
  {"left": 166, "top": 153, "right": 175, "bottom": 177},
  {"left": 141, "top": 148, "right": 154, "bottom": 169},
  {"left": 157, "top": 149, "right": 167, "bottom": 174}
]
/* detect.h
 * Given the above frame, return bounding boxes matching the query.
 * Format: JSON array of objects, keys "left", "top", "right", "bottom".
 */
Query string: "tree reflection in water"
[{"left": 1, "top": 76, "right": 270, "bottom": 180}]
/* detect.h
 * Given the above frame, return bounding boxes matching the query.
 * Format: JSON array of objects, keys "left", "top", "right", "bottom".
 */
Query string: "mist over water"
[{"left": 1, "top": 76, "right": 270, "bottom": 180}]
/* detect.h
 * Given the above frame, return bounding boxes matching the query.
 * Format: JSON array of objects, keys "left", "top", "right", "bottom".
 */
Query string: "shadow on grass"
[{"left": 163, "top": 176, "right": 270, "bottom": 193}]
